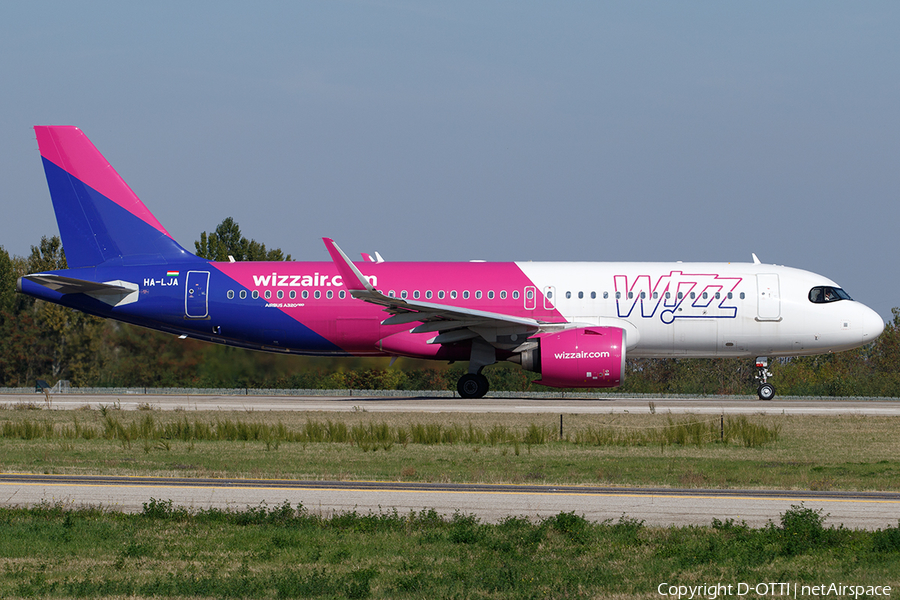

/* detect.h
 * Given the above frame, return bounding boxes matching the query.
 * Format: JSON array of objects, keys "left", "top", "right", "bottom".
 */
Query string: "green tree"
[
  {"left": 867, "top": 308, "right": 900, "bottom": 396},
  {"left": 0, "top": 236, "right": 109, "bottom": 386},
  {"left": 27, "top": 235, "right": 67, "bottom": 272},
  {"left": 0, "top": 246, "right": 16, "bottom": 314},
  {"left": 195, "top": 217, "right": 291, "bottom": 261}
]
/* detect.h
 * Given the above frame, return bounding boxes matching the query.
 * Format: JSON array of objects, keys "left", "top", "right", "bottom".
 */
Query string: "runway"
[
  {"left": 5, "top": 392, "right": 900, "bottom": 415},
  {"left": 2, "top": 474, "right": 899, "bottom": 530}
]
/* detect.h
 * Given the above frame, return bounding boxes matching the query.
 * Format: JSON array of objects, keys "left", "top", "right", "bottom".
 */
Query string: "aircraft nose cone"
[{"left": 861, "top": 305, "right": 885, "bottom": 344}]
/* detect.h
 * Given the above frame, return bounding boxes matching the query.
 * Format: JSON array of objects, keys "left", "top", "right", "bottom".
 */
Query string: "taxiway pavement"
[
  {"left": 4, "top": 393, "right": 900, "bottom": 416},
  {"left": 2, "top": 474, "right": 899, "bottom": 530}
]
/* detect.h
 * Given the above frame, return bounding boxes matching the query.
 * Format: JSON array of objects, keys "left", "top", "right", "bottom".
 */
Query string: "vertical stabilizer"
[{"left": 34, "top": 126, "right": 195, "bottom": 268}]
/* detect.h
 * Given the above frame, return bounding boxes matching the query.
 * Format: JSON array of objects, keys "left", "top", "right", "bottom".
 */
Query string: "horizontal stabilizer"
[{"left": 23, "top": 274, "right": 139, "bottom": 307}]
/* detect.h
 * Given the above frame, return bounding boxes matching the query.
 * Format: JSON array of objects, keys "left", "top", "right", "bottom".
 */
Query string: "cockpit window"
[{"left": 809, "top": 286, "right": 852, "bottom": 304}]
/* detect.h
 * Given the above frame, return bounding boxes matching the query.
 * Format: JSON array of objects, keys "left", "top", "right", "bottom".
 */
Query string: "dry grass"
[{"left": 0, "top": 407, "right": 898, "bottom": 490}]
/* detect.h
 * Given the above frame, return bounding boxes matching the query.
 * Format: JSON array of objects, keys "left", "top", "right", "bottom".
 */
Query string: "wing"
[{"left": 323, "top": 238, "right": 547, "bottom": 348}]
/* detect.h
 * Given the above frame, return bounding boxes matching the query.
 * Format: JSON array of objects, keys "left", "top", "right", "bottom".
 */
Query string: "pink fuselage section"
[{"left": 212, "top": 260, "right": 565, "bottom": 355}]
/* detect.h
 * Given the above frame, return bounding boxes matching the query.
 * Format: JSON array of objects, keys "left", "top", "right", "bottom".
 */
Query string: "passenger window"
[
  {"left": 290, "top": 290, "right": 297, "bottom": 299},
  {"left": 526, "top": 290, "right": 533, "bottom": 300},
  {"left": 590, "top": 291, "right": 596, "bottom": 299},
  {"left": 500, "top": 290, "right": 507, "bottom": 299},
  {"left": 727, "top": 292, "right": 732, "bottom": 299},
  {"left": 463, "top": 291, "right": 470, "bottom": 299},
  {"left": 439, "top": 290, "right": 446, "bottom": 299},
  {"left": 740, "top": 292, "right": 745, "bottom": 299},
  {"left": 628, "top": 292, "right": 633, "bottom": 299},
  {"left": 339, "top": 290, "right": 345, "bottom": 299},
  {"left": 451, "top": 291, "right": 458, "bottom": 299},
  {"left": 702, "top": 292, "right": 707, "bottom": 299},
  {"left": 690, "top": 292, "right": 695, "bottom": 299},
  {"left": 513, "top": 290, "right": 520, "bottom": 300},
  {"left": 277, "top": 290, "right": 284, "bottom": 299},
  {"left": 264, "top": 290, "right": 272, "bottom": 300},
  {"left": 326, "top": 290, "right": 333, "bottom": 299},
  {"left": 227, "top": 290, "right": 234, "bottom": 299},
  {"left": 302, "top": 290, "right": 309, "bottom": 299},
  {"left": 475, "top": 291, "right": 482, "bottom": 299},
  {"left": 603, "top": 292, "right": 608, "bottom": 299},
  {"left": 426, "top": 290, "right": 433, "bottom": 299},
  {"left": 388, "top": 290, "right": 395, "bottom": 298},
  {"left": 640, "top": 292, "right": 646, "bottom": 299},
  {"left": 401, "top": 290, "right": 408, "bottom": 299},
  {"left": 652, "top": 292, "right": 658, "bottom": 299},
  {"left": 252, "top": 290, "right": 259, "bottom": 299},
  {"left": 665, "top": 292, "right": 671, "bottom": 299},
  {"left": 240, "top": 290, "right": 247, "bottom": 299},
  {"left": 413, "top": 290, "right": 420, "bottom": 299},
  {"left": 314, "top": 290, "right": 321, "bottom": 299},
  {"left": 566, "top": 291, "right": 572, "bottom": 299},
  {"left": 488, "top": 291, "right": 494, "bottom": 299},
  {"left": 616, "top": 292, "right": 621, "bottom": 299}
]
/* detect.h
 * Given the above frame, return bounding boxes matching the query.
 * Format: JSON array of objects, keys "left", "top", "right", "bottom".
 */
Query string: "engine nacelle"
[{"left": 517, "top": 327, "right": 625, "bottom": 388}]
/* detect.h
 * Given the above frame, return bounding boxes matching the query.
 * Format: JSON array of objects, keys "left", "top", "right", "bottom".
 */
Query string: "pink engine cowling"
[{"left": 521, "top": 327, "right": 625, "bottom": 388}]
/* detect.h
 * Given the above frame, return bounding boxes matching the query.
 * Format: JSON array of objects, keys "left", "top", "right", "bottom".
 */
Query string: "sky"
[{"left": 2, "top": 2, "right": 898, "bottom": 320}]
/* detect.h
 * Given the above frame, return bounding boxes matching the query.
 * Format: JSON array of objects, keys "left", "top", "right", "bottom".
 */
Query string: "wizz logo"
[{"left": 614, "top": 271, "right": 742, "bottom": 324}]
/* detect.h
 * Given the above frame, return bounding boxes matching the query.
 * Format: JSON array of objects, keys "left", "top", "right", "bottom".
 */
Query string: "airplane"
[{"left": 17, "top": 126, "right": 885, "bottom": 400}]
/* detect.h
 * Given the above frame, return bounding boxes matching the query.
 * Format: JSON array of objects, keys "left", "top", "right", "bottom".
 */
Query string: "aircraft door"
[
  {"left": 543, "top": 286, "right": 556, "bottom": 310},
  {"left": 185, "top": 271, "right": 210, "bottom": 318},
  {"left": 756, "top": 274, "right": 781, "bottom": 321}
]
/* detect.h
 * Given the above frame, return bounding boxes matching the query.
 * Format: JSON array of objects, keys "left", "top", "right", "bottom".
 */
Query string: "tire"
[
  {"left": 457, "top": 373, "right": 489, "bottom": 399},
  {"left": 757, "top": 383, "right": 775, "bottom": 401}
]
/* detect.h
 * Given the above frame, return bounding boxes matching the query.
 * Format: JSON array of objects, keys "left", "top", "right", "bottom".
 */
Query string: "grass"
[
  {"left": 0, "top": 407, "right": 899, "bottom": 490},
  {"left": 2, "top": 407, "right": 900, "bottom": 597},
  {"left": 0, "top": 501, "right": 897, "bottom": 599},
  {"left": 0, "top": 411, "right": 777, "bottom": 448}
]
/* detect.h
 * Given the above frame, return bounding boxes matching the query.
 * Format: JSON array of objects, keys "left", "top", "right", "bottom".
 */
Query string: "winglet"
[{"left": 323, "top": 238, "right": 376, "bottom": 293}]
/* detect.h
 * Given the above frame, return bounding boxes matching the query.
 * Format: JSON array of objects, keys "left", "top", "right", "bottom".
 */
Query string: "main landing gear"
[
  {"left": 755, "top": 357, "right": 775, "bottom": 400},
  {"left": 457, "top": 373, "right": 489, "bottom": 399},
  {"left": 457, "top": 338, "right": 496, "bottom": 399}
]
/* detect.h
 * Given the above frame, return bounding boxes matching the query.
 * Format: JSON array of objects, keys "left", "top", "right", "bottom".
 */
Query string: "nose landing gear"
[{"left": 755, "top": 357, "right": 775, "bottom": 400}]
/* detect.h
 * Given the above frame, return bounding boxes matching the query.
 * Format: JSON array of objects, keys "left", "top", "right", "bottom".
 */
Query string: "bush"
[
  {"left": 774, "top": 503, "right": 843, "bottom": 556},
  {"left": 551, "top": 511, "right": 590, "bottom": 543},
  {"left": 872, "top": 522, "right": 900, "bottom": 553}
]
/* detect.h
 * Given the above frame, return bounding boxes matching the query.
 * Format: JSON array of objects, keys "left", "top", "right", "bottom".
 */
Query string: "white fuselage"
[{"left": 515, "top": 262, "right": 883, "bottom": 358}]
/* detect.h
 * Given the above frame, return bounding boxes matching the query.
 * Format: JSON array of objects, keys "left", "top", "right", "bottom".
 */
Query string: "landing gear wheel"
[
  {"left": 457, "top": 373, "right": 489, "bottom": 399},
  {"left": 754, "top": 357, "right": 775, "bottom": 401},
  {"left": 757, "top": 383, "right": 775, "bottom": 401}
]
